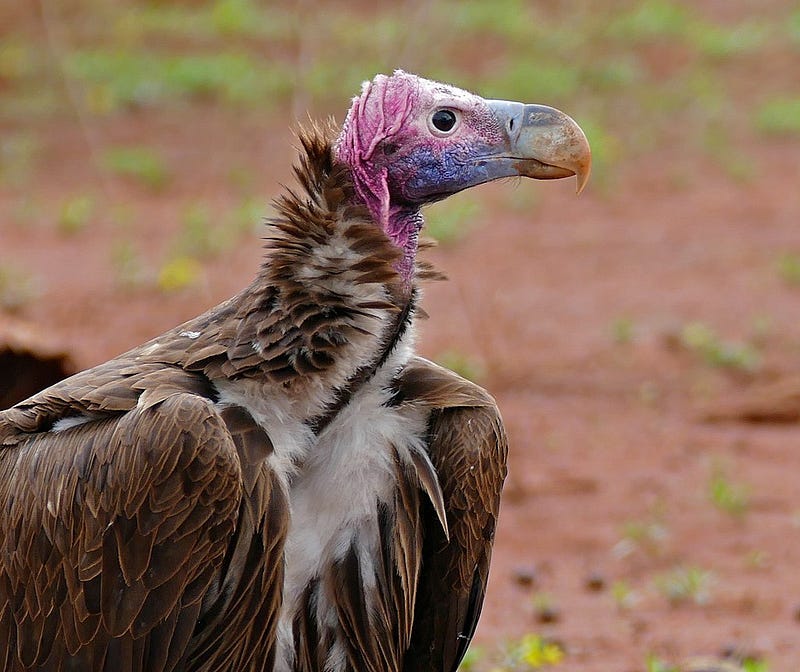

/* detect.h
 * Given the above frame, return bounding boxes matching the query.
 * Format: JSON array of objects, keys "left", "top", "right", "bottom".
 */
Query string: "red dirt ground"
[{"left": 2, "top": 53, "right": 800, "bottom": 672}]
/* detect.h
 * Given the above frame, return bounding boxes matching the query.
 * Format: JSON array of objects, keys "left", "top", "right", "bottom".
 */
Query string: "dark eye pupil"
[{"left": 432, "top": 109, "right": 457, "bottom": 132}]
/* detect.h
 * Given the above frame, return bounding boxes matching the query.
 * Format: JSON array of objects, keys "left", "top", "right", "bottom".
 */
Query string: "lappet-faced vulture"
[{"left": 0, "top": 71, "right": 590, "bottom": 672}]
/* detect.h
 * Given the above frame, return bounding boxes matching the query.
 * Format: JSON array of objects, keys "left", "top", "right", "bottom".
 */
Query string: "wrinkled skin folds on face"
[{"left": 335, "top": 70, "right": 591, "bottom": 279}]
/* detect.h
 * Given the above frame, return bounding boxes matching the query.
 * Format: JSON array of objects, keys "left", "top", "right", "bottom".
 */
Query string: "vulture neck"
[
  {"left": 336, "top": 168, "right": 423, "bottom": 285},
  {"left": 382, "top": 205, "right": 423, "bottom": 284},
  {"left": 334, "top": 123, "right": 422, "bottom": 285}
]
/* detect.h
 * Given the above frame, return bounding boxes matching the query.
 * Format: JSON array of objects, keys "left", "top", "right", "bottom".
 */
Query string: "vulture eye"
[{"left": 429, "top": 109, "right": 459, "bottom": 135}]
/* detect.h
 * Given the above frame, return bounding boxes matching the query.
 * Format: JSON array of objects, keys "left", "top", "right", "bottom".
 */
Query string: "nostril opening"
[{"left": 508, "top": 118, "right": 515, "bottom": 132}]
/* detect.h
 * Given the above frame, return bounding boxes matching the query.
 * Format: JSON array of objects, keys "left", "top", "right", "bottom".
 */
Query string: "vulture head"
[{"left": 335, "top": 70, "right": 591, "bottom": 278}]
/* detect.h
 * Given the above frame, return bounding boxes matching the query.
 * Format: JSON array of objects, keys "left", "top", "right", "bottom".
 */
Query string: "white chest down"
[{"left": 244, "top": 355, "right": 431, "bottom": 672}]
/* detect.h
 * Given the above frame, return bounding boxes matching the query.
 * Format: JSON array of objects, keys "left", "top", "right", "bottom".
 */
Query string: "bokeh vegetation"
[
  {"left": 3, "top": 0, "right": 798, "bottom": 305},
  {"left": 3, "top": 1, "right": 799, "bottom": 159}
]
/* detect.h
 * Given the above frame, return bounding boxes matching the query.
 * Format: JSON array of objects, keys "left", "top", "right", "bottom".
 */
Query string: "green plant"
[
  {"left": 790, "top": 9, "right": 800, "bottom": 45},
  {"left": 654, "top": 565, "right": 714, "bottom": 606},
  {"left": 211, "top": 0, "right": 268, "bottom": 35},
  {"left": 500, "top": 634, "right": 564, "bottom": 670},
  {"left": 58, "top": 195, "right": 95, "bottom": 235},
  {"left": 67, "top": 50, "right": 293, "bottom": 113},
  {"left": 489, "top": 61, "right": 582, "bottom": 104},
  {"left": 445, "top": 0, "right": 537, "bottom": 45},
  {"left": 605, "top": 0, "right": 693, "bottom": 44},
  {"left": 610, "top": 580, "right": 639, "bottom": 611},
  {"left": 755, "top": 97, "right": 800, "bottom": 137},
  {"left": 708, "top": 463, "right": 751, "bottom": 518},
  {"left": 645, "top": 653, "right": 680, "bottom": 672},
  {"left": 679, "top": 322, "right": 760, "bottom": 372},
  {"left": 435, "top": 350, "right": 486, "bottom": 383},
  {"left": 0, "top": 40, "right": 37, "bottom": 82},
  {"left": 615, "top": 511, "right": 668, "bottom": 558},
  {"left": 611, "top": 317, "right": 635, "bottom": 345},
  {"left": 113, "top": 0, "right": 292, "bottom": 42},
  {"left": 158, "top": 256, "right": 203, "bottom": 292},
  {"left": 777, "top": 252, "right": 800, "bottom": 286},
  {"left": 588, "top": 56, "right": 644, "bottom": 91},
  {"left": 102, "top": 146, "right": 170, "bottom": 192},
  {"left": 741, "top": 656, "right": 770, "bottom": 672},
  {"left": 688, "top": 20, "right": 769, "bottom": 59}
]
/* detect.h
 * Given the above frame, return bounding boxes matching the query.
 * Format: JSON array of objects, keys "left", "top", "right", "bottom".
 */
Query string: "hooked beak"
[{"left": 485, "top": 100, "right": 592, "bottom": 194}]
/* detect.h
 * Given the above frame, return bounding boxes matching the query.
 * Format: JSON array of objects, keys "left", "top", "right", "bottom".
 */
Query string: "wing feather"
[
  {"left": 400, "top": 358, "right": 508, "bottom": 672},
  {"left": 0, "top": 390, "right": 243, "bottom": 671},
  {"left": 185, "top": 406, "right": 287, "bottom": 672}
]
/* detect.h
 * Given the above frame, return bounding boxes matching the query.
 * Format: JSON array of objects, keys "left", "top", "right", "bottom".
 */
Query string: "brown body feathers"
[{"left": 0, "top": 125, "right": 507, "bottom": 672}]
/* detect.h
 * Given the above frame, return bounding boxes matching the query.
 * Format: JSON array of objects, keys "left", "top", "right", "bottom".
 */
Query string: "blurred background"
[{"left": 1, "top": 1, "right": 800, "bottom": 670}]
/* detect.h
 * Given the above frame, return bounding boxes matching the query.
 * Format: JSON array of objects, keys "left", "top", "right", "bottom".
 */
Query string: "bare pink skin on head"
[
  {"left": 334, "top": 71, "right": 591, "bottom": 283},
  {"left": 335, "top": 71, "right": 503, "bottom": 282},
  {"left": 336, "top": 73, "right": 418, "bottom": 228},
  {"left": 335, "top": 72, "right": 422, "bottom": 281}
]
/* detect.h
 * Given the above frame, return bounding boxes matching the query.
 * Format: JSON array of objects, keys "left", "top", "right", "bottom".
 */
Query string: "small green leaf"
[
  {"left": 158, "top": 256, "right": 203, "bottom": 292},
  {"left": 58, "top": 195, "right": 95, "bottom": 235}
]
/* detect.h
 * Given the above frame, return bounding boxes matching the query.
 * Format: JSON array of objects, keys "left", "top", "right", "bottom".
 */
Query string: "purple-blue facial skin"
[
  {"left": 332, "top": 72, "right": 590, "bottom": 285},
  {"left": 390, "top": 142, "right": 519, "bottom": 205}
]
